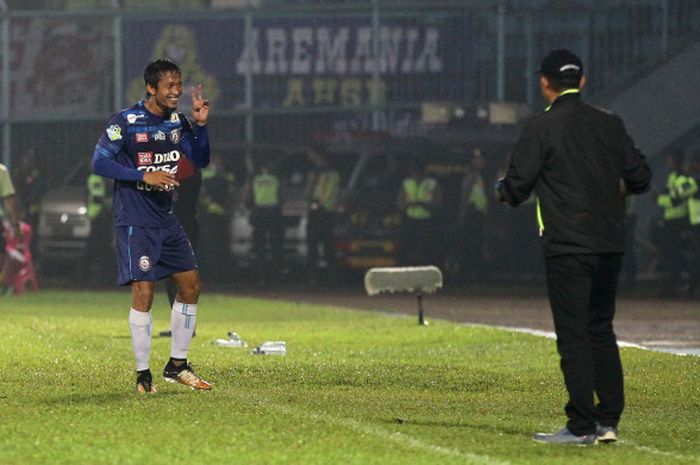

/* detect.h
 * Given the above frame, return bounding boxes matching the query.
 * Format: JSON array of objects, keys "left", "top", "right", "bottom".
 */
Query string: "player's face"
[{"left": 148, "top": 72, "right": 183, "bottom": 114}]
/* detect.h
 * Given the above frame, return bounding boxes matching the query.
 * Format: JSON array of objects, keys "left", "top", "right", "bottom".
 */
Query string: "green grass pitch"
[{"left": 1, "top": 290, "right": 699, "bottom": 465}]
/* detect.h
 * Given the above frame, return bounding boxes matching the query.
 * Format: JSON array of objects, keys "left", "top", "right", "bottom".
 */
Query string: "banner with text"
[{"left": 122, "top": 15, "right": 472, "bottom": 111}]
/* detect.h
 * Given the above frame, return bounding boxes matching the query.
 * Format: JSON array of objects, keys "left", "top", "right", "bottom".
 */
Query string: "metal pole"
[
  {"left": 1, "top": 11, "right": 10, "bottom": 169},
  {"left": 113, "top": 11, "right": 123, "bottom": 110},
  {"left": 371, "top": 0, "right": 381, "bottom": 130},
  {"left": 244, "top": 8, "right": 254, "bottom": 145},
  {"left": 417, "top": 292, "right": 426, "bottom": 326},
  {"left": 496, "top": 1, "right": 506, "bottom": 102}
]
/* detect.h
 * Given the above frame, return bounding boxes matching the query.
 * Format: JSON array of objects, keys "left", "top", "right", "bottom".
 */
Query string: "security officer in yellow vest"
[
  {"left": 458, "top": 148, "right": 488, "bottom": 281},
  {"left": 656, "top": 149, "right": 696, "bottom": 295},
  {"left": 247, "top": 157, "right": 284, "bottom": 273},
  {"left": 199, "top": 153, "right": 234, "bottom": 282},
  {"left": 306, "top": 146, "right": 341, "bottom": 281},
  {"left": 86, "top": 170, "right": 113, "bottom": 280},
  {"left": 397, "top": 158, "right": 442, "bottom": 266}
]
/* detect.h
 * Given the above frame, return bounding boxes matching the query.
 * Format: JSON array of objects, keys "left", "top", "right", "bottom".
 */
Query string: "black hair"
[
  {"left": 143, "top": 58, "right": 181, "bottom": 94},
  {"left": 546, "top": 76, "right": 581, "bottom": 93}
]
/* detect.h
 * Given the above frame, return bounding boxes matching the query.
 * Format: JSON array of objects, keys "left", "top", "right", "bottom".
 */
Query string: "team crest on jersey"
[
  {"left": 170, "top": 113, "right": 180, "bottom": 123},
  {"left": 170, "top": 129, "right": 181, "bottom": 144},
  {"left": 138, "top": 256, "right": 152, "bottom": 272},
  {"left": 154, "top": 131, "right": 167, "bottom": 141},
  {"left": 106, "top": 125, "right": 122, "bottom": 141},
  {"left": 137, "top": 152, "right": 153, "bottom": 166},
  {"left": 136, "top": 133, "right": 148, "bottom": 143}
]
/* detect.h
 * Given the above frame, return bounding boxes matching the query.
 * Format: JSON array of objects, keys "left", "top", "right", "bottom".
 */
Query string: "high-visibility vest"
[
  {"left": 403, "top": 177, "right": 437, "bottom": 220},
  {"left": 686, "top": 177, "right": 700, "bottom": 226},
  {"left": 252, "top": 173, "right": 280, "bottom": 207},
  {"left": 312, "top": 170, "right": 340, "bottom": 211},
  {"left": 468, "top": 175, "right": 488, "bottom": 214},
  {"left": 87, "top": 174, "right": 107, "bottom": 220},
  {"left": 657, "top": 171, "right": 695, "bottom": 221}
]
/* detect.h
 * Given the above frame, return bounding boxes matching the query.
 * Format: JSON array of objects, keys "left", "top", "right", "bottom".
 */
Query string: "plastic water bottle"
[
  {"left": 252, "top": 341, "right": 287, "bottom": 356},
  {"left": 213, "top": 331, "right": 247, "bottom": 348}
]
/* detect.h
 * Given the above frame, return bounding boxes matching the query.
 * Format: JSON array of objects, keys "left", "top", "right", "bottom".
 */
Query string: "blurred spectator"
[
  {"left": 13, "top": 148, "right": 44, "bottom": 256},
  {"left": 458, "top": 148, "right": 489, "bottom": 281},
  {"left": 397, "top": 158, "right": 441, "bottom": 266},
  {"left": 0, "top": 163, "right": 21, "bottom": 276},
  {"left": 306, "top": 146, "right": 340, "bottom": 281},
  {"left": 246, "top": 156, "right": 283, "bottom": 275},
  {"left": 199, "top": 153, "right": 234, "bottom": 282},
  {"left": 656, "top": 150, "right": 695, "bottom": 295}
]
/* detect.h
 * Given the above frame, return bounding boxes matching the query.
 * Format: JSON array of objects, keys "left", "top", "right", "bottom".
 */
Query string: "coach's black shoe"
[
  {"left": 533, "top": 427, "right": 597, "bottom": 445},
  {"left": 163, "top": 359, "right": 212, "bottom": 391},
  {"left": 136, "top": 369, "right": 157, "bottom": 394},
  {"left": 596, "top": 424, "right": 618, "bottom": 443}
]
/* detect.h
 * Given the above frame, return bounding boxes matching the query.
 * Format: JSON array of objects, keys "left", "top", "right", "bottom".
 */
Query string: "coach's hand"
[
  {"left": 190, "top": 84, "right": 209, "bottom": 127},
  {"left": 143, "top": 171, "right": 179, "bottom": 191}
]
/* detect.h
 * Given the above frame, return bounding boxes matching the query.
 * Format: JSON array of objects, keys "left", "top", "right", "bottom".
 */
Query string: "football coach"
[{"left": 496, "top": 49, "right": 652, "bottom": 445}]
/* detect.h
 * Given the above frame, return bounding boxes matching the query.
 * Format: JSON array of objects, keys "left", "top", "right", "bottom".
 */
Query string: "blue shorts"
[{"left": 115, "top": 222, "right": 197, "bottom": 286}]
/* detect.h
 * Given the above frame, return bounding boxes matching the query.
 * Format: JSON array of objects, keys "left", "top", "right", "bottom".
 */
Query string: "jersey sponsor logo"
[
  {"left": 137, "top": 152, "right": 153, "bottom": 166},
  {"left": 138, "top": 255, "right": 152, "bottom": 272},
  {"left": 126, "top": 113, "right": 145, "bottom": 124},
  {"left": 154, "top": 131, "right": 167, "bottom": 141},
  {"left": 136, "top": 132, "right": 149, "bottom": 143},
  {"left": 169, "top": 129, "right": 181, "bottom": 144},
  {"left": 135, "top": 151, "right": 181, "bottom": 191},
  {"left": 106, "top": 125, "right": 122, "bottom": 141}
]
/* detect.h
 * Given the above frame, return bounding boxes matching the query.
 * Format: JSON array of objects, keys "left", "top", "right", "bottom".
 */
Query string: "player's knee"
[{"left": 179, "top": 279, "right": 201, "bottom": 303}]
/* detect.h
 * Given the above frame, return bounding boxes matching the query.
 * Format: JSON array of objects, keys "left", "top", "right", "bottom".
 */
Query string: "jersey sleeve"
[
  {"left": 92, "top": 114, "right": 144, "bottom": 182},
  {"left": 180, "top": 115, "right": 210, "bottom": 169}
]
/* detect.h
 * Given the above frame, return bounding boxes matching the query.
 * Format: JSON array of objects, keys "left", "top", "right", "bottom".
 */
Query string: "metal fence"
[{"left": 0, "top": 0, "right": 698, "bottom": 187}]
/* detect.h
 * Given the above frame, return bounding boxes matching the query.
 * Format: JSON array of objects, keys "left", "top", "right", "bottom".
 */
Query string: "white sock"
[
  {"left": 128, "top": 308, "right": 152, "bottom": 372},
  {"left": 170, "top": 300, "right": 197, "bottom": 360}
]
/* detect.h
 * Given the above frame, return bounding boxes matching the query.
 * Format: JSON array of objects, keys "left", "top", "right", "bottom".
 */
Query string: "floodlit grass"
[{"left": 1, "top": 290, "right": 699, "bottom": 465}]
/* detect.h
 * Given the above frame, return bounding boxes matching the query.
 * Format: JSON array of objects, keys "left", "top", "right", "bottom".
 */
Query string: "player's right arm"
[{"left": 92, "top": 115, "right": 179, "bottom": 190}]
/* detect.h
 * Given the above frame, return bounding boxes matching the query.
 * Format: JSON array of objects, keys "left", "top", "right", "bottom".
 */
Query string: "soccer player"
[{"left": 92, "top": 59, "right": 212, "bottom": 393}]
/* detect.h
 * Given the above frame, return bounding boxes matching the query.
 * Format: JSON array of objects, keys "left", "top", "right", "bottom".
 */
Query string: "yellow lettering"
[
  {"left": 366, "top": 79, "right": 386, "bottom": 105},
  {"left": 283, "top": 78, "right": 305, "bottom": 106},
  {"left": 313, "top": 78, "right": 338, "bottom": 105},
  {"left": 340, "top": 79, "right": 362, "bottom": 106}
]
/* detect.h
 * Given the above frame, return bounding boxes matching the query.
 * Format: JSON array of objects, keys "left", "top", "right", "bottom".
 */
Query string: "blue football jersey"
[{"left": 93, "top": 101, "right": 209, "bottom": 227}]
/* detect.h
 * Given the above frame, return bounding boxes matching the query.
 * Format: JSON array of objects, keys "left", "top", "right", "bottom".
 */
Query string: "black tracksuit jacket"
[{"left": 498, "top": 92, "right": 652, "bottom": 258}]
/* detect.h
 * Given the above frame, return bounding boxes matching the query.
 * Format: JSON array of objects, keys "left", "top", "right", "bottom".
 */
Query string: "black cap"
[{"left": 537, "top": 49, "right": 583, "bottom": 82}]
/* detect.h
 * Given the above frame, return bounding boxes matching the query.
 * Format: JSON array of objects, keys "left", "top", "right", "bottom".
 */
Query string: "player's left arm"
[{"left": 181, "top": 84, "right": 210, "bottom": 168}]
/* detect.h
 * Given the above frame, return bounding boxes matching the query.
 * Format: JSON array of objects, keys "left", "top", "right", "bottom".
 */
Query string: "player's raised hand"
[
  {"left": 190, "top": 84, "right": 209, "bottom": 126},
  {"left": 143, "top": 170, "right": 180, "bottom": 191}
]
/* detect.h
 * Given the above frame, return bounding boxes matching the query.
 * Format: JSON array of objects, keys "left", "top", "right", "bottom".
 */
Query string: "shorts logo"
[
  {"left": 154, "top": 131, "right": 167, "bottom": 141},
  {"left": 136, "top": 133, "right": 149, "bottom": 143},
  {"left": 137, "top": 152, "right": 153, "bottom": 166},
  {"left": 106, "top": 125, "right": 122, "bottom": 141},
  {"left": 138, "top": 256, "right": 151, "bottom": 272},
  {"left": 170, "top": 129, "right": 181, "bottom": 144}
]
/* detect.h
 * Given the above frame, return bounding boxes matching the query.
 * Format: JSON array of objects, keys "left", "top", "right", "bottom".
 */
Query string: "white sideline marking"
[{"left": 262, "top": 400, "right": 510, "bottom": 465}]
